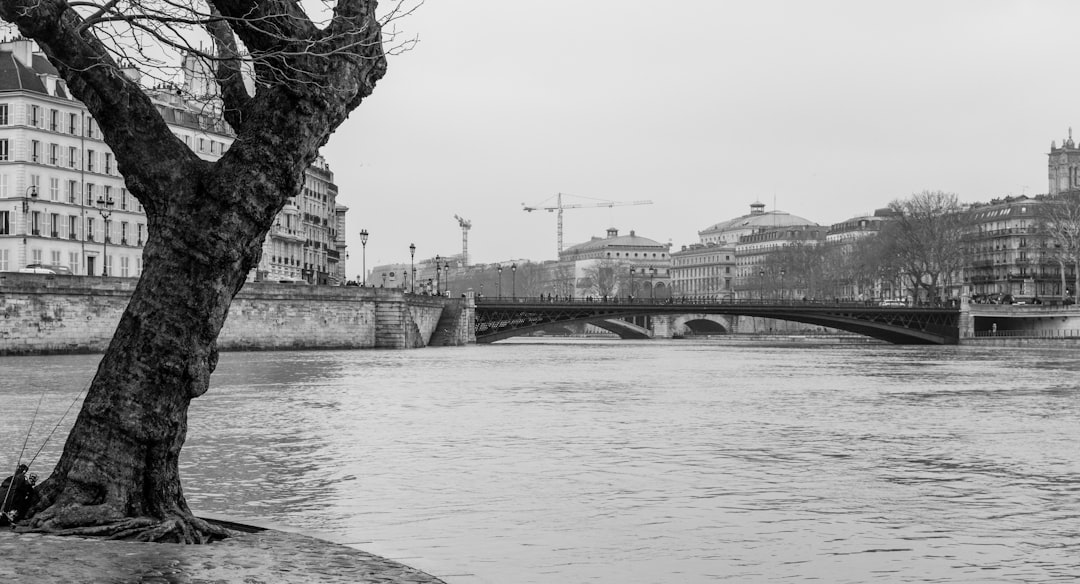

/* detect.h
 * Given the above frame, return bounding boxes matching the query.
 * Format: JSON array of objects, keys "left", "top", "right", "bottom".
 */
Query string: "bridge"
[{"left": 474, "top": 297, "right": 962, "bottom": 345}]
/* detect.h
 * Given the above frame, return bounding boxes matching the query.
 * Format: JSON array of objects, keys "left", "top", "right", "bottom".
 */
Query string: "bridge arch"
[
  {"left": 473, "top": 299, "right": 959, "bottom": 345},
  {"left": 671, "top": 314, "right": 733, "bottom": 336}
]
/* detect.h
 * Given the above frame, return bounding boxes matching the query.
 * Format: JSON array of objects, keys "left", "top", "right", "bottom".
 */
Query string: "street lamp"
[
  {"left": 444, "top": 261, "right": 451, "bottom": 296},
  {"left": 780, "top": 268, "right": 786, "bottom": 302},
  {"left": 359, "top": 229, "right": 368, "bottom": 286},
  {"left": 409, "top": 243, "right": 416, "bottom": 294},
  {"left": 97, "top": 194, "right": 115, "bottom": 276},
  {"left": 436, "top": 262, "right": 442, "bottom": 295},
  {"left": 759, "top": 269, "right": 765, "bottom": 302},
  {"left": 511, "top": 263, "right": 517, "bottom": 299},
  {"left": 21, "top": 184, "right": 37, "bottom": 213},
  {"left": 650, "top": 267, "right": 657, "bottom": 301},
  {"left": 497, "top": 264, "right": 503, "bottom": 297}
]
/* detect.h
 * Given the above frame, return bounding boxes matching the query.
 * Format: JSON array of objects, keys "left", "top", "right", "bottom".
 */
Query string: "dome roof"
[
  {"left": 701, "top": 203, "right": 817, "bottom": 236},
  {"left": 563, "top": 228, "right": 667, "bottom": 255}
]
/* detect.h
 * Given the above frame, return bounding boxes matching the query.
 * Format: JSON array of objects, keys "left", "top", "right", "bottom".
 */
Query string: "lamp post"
[
  {"left": 780, "top": 268, "right": 786, "bottom": 302},
  {"left": 97, "top": 194, "right": 115, "bottom": 276},
  {"left": 443, "top": 261, "right": 451, "bottom": 296},
  {"left": 359, "top": 229, "right": 368, "bottom": 286},
  {"left": 409, "top": 243, "right": 416, "bottom": 294},
  {"left": 436, "top": 262, "right": 442, "bottom": 295},
  {"left": 511, "top": 263, "right": 517, "bottom": 299},
  {"left": 759, "top": 269, "right": 765, "bottom": 302},
  {"left": 650, "top": 267, "right": 657, "bottom": 301},
  {"left": 21, "top": 184, "right": 38, "bottom": 217},
  {"left": 20, "top": 185, "right": 38, "bottom": 270},
  {"left": 630, "top": 267, "right": 636, "bottom": 302},
  {"left": 497, "top": 264, "right": 503, "bottom": 298}
]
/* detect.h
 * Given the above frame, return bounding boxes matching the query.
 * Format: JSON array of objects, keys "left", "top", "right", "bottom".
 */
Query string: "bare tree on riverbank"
[
  {"left": 884, "top": 191, "right": 968, "bottom": 301},
  {"left": 0, "top": 0, "right": 407, "bottom": 543},
  {"left": 1037, "top": 191, "right": 1080, "bottom": 298}
]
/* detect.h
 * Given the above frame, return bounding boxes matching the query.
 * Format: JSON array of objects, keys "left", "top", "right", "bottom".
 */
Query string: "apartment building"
[{"left": 0, "top": 38, "right": 347, "bottom": 284}]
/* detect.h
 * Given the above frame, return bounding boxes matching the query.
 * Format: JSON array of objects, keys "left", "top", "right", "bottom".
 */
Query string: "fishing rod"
[
  {"left": 2, "top": 378, "right": 48, "bottom": 519},
  {"left": 26, "top": 377, "right": 92, "bottom": 468}
]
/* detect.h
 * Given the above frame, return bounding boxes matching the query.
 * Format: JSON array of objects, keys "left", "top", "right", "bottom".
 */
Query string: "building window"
[
  {"left": 68, "top": 215, "right": 77, "bottom": 239},
  {"left": 69, "top": 251, "right": 79, "bottom": 273},
  {"left": 67, "top": 180, "right": 78, "bottom": 204},
  {"left": 30, "top": 105, "right": 40, "bottom": 127},
  {"left": 120, "top": 221, "right": 128, "bottom": 245},
  {"left": 68, "top": 146, "right": 78, "bottom": 168},
  {"left": 121, "top": 256, "right": 129, "bottom": 277},
  {"left": 85, "top": 183, "right": 94, "bottom": 206},
  {"left": 30, "top": 140, "right": 40, "bottom": 162},
  {"left": 86, "top": 150, "right": 95, "bottom": 172},
  {"left": 50, "top": 109, "right": 59, "bottom": 132},
  {"left": 49, "top": 143, "right": 59, "bottom": 165},
  {"left": 104, "top": 152, "right": 112, "bottom": 174},
  {"left": 0, "top": 139, "right": 8, "bottom": 161},
  {"left": 49, "top": 177, "right": 59, "bottom": 201},
  {"left": 0, "top": 104, "right": 8, "bottom": 126},
  {"left": 86, "top": 217, "right": 94, "bottom": 241},
  {"left": 68, "top": 113, "right": 78, "bottom": 134},
  {"left": 0, "top": 210, "right": 8, "bottom": 235},
  {"left": 85, "top": 118, "right": 95, "bottom": 138}
]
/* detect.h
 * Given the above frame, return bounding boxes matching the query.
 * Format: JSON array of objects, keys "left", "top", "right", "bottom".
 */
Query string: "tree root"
[{"left": 17, "top": 514, "right": 233, "bottom": 544}]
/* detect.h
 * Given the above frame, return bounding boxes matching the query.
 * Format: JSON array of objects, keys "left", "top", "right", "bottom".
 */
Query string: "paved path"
[{"left": 0, "top": 520, "right": 449, "bottom": 584}]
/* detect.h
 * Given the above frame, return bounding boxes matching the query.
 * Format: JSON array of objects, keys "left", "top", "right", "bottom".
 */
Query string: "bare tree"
[
  {"left": 884, "top": 191, "right": 968, "bottom": 302},
  {"left": 580, "top": 259, "right": 618, "bottom": 297},
  {"left": 0, "top": 0, "right": 406, "bottom": 542},
  {"left": 1037, "top": 191, "right": 1080, "bottom": 298},
  {"left": 546, "top": 263, "right": 576, "bottom": 298}
]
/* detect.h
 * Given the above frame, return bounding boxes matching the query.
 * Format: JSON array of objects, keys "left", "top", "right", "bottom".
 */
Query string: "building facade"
[
  {"left": 0, "top": 38, "right": 347, "bottom": 284},
  {"left": 669, "top": 242, "right": 735, "bottom": 299},
  {"left": 557, "top": 228, "right": 671, "bottom": 299}
]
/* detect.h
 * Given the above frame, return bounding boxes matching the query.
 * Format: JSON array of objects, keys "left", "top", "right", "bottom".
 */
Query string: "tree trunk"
[
  {"left": 29, "top": 173, "right": 271, "bottom": 542},
  {"left": 2, "top": 0, "right": 385, "bottom": 543}
]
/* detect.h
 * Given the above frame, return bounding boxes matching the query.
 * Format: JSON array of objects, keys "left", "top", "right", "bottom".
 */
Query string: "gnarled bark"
[{"left": 1, "top": 0, "right": 386, "bottom": 542}]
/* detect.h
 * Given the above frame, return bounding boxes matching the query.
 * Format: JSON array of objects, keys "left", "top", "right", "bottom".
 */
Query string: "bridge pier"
[{"left": 651, "top": 314, "right": 673, "bottom": 339}]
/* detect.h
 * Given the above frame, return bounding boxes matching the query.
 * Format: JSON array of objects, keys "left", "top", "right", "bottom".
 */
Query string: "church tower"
[{"left": 1048, "top": 128, "right": 1080, "bottom": 195}]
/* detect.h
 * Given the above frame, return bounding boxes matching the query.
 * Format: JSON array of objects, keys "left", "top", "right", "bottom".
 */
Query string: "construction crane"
[
  {"left": 454, "top": 214, "right": 472, "bottom": 266},
  {"left": 522, "top": 193, "right": 653, "bottom": 256}
]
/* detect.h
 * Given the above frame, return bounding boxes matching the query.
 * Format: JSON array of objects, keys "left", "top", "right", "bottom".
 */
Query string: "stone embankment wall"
[{"left": 0, "top": 274, "right": 471, "bottom": 355}]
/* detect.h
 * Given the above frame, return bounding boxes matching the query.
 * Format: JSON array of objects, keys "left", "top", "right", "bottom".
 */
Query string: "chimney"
[{"left": 3, "top": 37, "right": 35, "bottom": 68}]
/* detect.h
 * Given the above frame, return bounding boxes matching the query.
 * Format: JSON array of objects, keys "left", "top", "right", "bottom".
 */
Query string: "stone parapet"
[{"left": 0, "top": 274, "right": 471, "bottom": 355}]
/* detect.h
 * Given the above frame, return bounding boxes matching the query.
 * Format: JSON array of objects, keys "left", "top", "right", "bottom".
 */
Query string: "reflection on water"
[{"left": 3, "top": 341, "right": 1080, "bottom": 583}]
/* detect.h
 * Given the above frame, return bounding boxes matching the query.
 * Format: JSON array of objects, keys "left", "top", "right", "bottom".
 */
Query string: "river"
[{"left": 2, "top": 339, "right": 1079, "bottom": 583}]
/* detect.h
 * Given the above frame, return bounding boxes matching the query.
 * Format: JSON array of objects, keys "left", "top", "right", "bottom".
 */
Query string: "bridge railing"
[
  {"left": 474, "top": 295, "right": 954, "bottom": 309},
  {"left": 973, "top": 329, "right": 1080, "bottom": 339}
]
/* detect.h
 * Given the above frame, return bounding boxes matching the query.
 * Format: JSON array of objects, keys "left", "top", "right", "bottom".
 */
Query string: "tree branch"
[{"left": 0, "top": 0, "right": 204, "bottom": 214}]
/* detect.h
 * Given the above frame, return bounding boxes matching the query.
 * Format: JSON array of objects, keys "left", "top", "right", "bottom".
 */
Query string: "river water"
[{"left": 2, "top": 339, "right": 1079, "bottom": 583}]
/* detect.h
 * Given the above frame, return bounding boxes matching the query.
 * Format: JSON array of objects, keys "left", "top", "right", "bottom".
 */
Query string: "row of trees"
[{"left": 743, "top": 190, "right": 1080, "bottom": 303}]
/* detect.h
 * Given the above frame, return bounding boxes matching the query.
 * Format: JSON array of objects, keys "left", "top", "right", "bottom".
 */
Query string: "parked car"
[{"left": 17, "top": 263, "right": 72, "bottom": 275}]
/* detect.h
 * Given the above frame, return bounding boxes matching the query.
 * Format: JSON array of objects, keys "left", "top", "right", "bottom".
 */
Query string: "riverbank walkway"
[{"left": 0, "top": 516, "right": 451, "bottom": 584}]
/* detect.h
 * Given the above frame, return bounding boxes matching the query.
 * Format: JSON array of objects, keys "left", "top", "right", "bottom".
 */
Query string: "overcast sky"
[{"left": 321, "top": 0, "right": 1080, "bottom": 274}]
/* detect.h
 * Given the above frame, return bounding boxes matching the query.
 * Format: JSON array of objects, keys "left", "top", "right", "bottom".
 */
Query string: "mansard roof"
[{"left": 0, "top": 50, "right": 48, "bottom": 94}]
